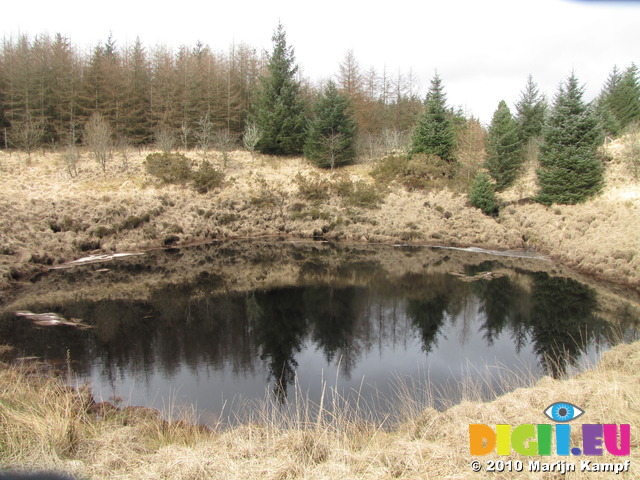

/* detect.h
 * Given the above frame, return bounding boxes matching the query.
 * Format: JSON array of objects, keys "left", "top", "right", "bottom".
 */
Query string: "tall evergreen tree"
[
  {"left": 515, "top": 74, "right": 547, "bottom": 144},
  {"left": 79, "top": 35, "right": 125, "bottom": 134},
  {"left": 536, "top": 73, "right": 604, "bottom": 205},
  {"left": 410, "top": 73, "right": 456, "bottom": 161},
  {"left": 617, "top": 64, "right": 640, "bottom": 129},
  {"left": 485, "top": 100, "right": 522, "bottom": 190},
  {"left": 121, "top": 38, "right": 153, "bottom": 144},
  {"left": 598, "top": 65, "right": 623, "bottom": 137},
  {"left": 599, "top": 64, "right": 640, "bottom": 134},
  {"left": 304, "top": 80, "right": 357, "bottom": 169},
  {"left": 594, "top": 96, "right": 621, "bottom": 137},
  {"left": 252, "top": 23, "right": 307, "bottom": 155}
]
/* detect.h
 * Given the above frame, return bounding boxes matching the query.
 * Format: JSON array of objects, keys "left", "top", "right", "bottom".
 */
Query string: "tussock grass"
[
  {"left": 1, "top": 134, "right": 639, "bottom": 288},
  {"left": 1, "top": 340, "right": 639, "bottom": 479},
  {"left": 498, "top": 135, "right": 640, "bottom": 287}
]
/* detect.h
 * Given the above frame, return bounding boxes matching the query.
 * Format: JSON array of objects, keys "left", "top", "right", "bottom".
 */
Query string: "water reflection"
[{"left": 0, "top": 243, "right": 637, "bottom": 420}]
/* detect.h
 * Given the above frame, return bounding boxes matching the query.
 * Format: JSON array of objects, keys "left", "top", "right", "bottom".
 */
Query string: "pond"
[{"left": 1, "top": 241, "right": 638, "bottom": 425}]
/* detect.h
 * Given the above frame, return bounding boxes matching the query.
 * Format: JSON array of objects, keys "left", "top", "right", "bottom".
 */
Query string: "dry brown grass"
[
  {"left": 1, "top": 141, "right": 639, "bottom": 478},
  {"left": 0, "top": 137, "right": 638, "bottom": 290},
  {"left": 1, "top": 340, "right": 639, "bottom": 479},
  {"left": 0, "top": 148, "right": 523, "bottom": 291},
  {"left": 498, "top": 135, "right": 640, "bottom": 287}
]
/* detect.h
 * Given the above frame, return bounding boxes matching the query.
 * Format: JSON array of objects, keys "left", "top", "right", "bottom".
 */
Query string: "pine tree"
[
  {"left": 485, "top": 100, "right": 523, "bottom": 190},
  {"left": 304, "top": 80, "right": 357, "bottom": 169},
  {"left": 536, "top": 73, "right": 604, "bottom": 205},
  {"left": 252, "top": 23, "right": 307, "bottom": 155},
  {"left": 515, "top": 75, "right": 547, "bottom": 144},
  {"left": 410, "top": 73, "right": 456, "bottom": 161},
  {"left": 469, "top": 172, "right": 498, "bottom": 215}
]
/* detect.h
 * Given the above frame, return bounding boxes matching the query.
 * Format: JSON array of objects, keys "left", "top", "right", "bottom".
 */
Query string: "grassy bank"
[
  {"left": 1, "top": 137, "right": 639, "bottom": 478},
  {"left": 0, "top": 133, "right": 638, "bottom": 296},
  {"left": 1, "top": 340, "right": 639, "bottom": 479}
]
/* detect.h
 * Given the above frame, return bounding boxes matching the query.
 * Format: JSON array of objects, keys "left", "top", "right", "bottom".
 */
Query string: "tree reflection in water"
[{"left": 1, "top": 244, "right": 636, "bottom": 415}]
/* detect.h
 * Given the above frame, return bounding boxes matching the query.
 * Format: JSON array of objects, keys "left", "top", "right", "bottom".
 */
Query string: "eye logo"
[{"left": 544, "top": 402, "right": 584, "bottom": 422}]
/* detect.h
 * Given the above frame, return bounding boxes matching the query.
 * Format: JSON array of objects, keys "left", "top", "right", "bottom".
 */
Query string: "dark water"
[{"left": 1, "top": 242, "right": 638, "bottom": 425}]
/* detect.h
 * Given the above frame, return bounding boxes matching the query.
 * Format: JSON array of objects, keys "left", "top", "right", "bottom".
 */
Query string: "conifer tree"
[
  {"left": 304, "top": 80, "right": 357, "bottom": 169},
  {"left": 121, "top": 38, "right": 153, "bottom": 145},
  {"left": 536, "top": 73, "right": 604, "bottom": 205},
  {"left": 410, "top": 73, "right": 456, "bottom": 161},
  {"left": 485, "top": 100, "right": 522, "bottom": 190},
  {"left": 599, "top": 64, "right": 640, "bottom": 134},
  {"left": 515, "top": 75, "right": 547, "bottom": 144},
  {"left": 469, "top": 172, "right": 498, "bottom": 215},
  {"left": 594, "top": 96, "right": 621, "bottom": 137},
  {"left": 617, "top": 64, "right": 640, "bottom": 129},
  {"left": 598, "top": 65, "right": 623, "bottom": 137},
  {"left": 252, "top": 23, "right": 307, "bottom": 155}
]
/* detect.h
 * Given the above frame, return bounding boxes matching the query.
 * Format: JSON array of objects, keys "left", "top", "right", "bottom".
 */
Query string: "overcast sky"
[{"left": 2, "top": 0, "right": 639, "bottom": 123}]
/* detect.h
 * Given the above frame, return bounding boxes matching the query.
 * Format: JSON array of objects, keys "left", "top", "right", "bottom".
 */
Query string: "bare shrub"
[
  {"left": 356, "top": 132, "right": 384, "bottom": 160},
  {"left": 61, "top": 143, "right": 80, "bottom": 178},
  {"left": 11, "top": 114, "right": 45, "bottom": 158},
  {"left": 155, "top": 126, "right": 176, "bottom": 153},
  {"left": 382, "top": 128, "right": 411, "bottom": 155},
  {"left": 195, "top": 113, "right": 214, "bottom": 159},
  {"left": 116, "top": 136, "right": 131, "bottom": 170},
  {"left": 180, "top": 120, "right": 190, "bottom": 151},
  {"left": 214, "top": 128, "right": 237, "bottom": 168},
  {"left": 242, "top": 122, "right": 261, "bottom": 161},
  {"left": 455, "top": 119, "right": 486, "bottom": 181},
  {"left": 84, "top": 113, "right": 113, "bottom": 172}
]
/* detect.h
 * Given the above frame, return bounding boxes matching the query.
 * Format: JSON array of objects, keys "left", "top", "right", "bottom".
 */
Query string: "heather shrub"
[
  {"left": 294, "top": 172, "right": 331, "bottom": 202},
  {"left": 145, "top": 152, "right": 192, "bottom": 184},
  {"left": 192, "top": 160, "right": 225, "bottom": 193}
]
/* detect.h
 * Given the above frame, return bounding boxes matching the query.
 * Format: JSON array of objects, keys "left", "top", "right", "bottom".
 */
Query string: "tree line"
[
  {"left": 2, "top": 25, "right": 639, "bottom": 207},
  {"left": 0, "top": 29, "right": 424, "bottom": 153},
  {"left": 471, "top": 64, "right": 640, "bottom": 209}
]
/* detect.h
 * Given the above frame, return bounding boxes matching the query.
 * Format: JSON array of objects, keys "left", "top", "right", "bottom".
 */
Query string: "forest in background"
[
  {"left": 0, "top": 32, "right": 427, "bottom": 152},
  {"left": 1, "top": 28, "right": 639, "bottom": 209}
]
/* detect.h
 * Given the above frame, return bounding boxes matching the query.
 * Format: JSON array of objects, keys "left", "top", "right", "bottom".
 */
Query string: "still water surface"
[{"left": 1, "top": 242, "right": 637, "bottom": 424}]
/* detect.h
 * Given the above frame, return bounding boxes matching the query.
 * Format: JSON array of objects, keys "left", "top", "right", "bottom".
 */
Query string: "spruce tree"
[
  {"left": 599, "top": 64, "right": 640, "bottom": 133},
  {"left": 252, "top": 23, "right": 307, "bottom": 155},
  {"left": 485, "top": 100, "right": 522, "bottom": 190},
  {"left": 536, "top": 73, "right": 604, "bottom": 205},
  {"left": 594, "top": 96, "right": 620, "bottom": 137},
  {"left": 617, "top": 64, "right": 640, "bottom": 129},
  {"left": 515, "top": 75, "right": 547, "bottom": 144},
  {"left": 304, "top": 80, "right": 357, "bottom": 169},
  {"left": 469, "top": 172, "right": 498, "bottom": 215},
  {"left": 410, "top": 73, "right": 456, "bottom": 161}
]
